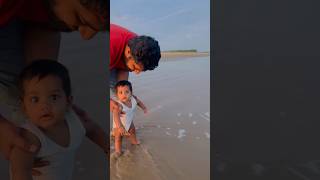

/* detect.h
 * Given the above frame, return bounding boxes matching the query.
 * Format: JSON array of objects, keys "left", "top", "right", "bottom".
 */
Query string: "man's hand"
[
  {"left": 32, "top": 158, "right": 50, "bottom": 176},
  {"left": 117, "top": 126, "right": 129, "bottom": 136},
  {"left": 0, "top": 116, "right": 37, "bottom": 160},
  {"left": 110, "top": 99, "right": 124, "bottom": 114}
]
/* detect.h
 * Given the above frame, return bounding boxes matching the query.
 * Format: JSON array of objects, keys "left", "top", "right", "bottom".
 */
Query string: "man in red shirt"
[
  {"left": 109, "top": 23, "right": 161, "bottom": 120},
  {"left": 0, "top": 0, "right": 108, "bottom": 167}
]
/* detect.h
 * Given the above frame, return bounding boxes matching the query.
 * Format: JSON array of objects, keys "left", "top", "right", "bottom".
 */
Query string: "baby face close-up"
[
  {"left": 116, "top": 85, "right": 132, "bottom": 103},
  {"left": 22, "top": 75, "right": 71, "bottom": 130}
]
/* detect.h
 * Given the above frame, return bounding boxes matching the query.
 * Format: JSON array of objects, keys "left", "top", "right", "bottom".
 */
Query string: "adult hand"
[
  {"left": 110, "top": 99, "right": 124, "bottom": 114},
  {"left": 32, "top": 158, "right": 50, "bottom": 176},
  {"left": 118, "top": 126, "right": 129, "bottom": 136},
  {"left": 0, "top": 116, "right": 37, "bottom": 160}
]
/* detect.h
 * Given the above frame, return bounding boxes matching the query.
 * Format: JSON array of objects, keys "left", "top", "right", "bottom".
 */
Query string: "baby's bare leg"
[
  {"left": 114, "top": 129, "right": 123, "bottom": 154},
  {"left": 128, "top": 123, "right": 140, "bottom": 145}
]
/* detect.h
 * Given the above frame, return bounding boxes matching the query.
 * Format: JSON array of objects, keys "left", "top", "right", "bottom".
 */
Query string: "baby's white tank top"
[
  {"left": 113, "top": 96, "right": 138, "bottom": 131},
  {"left": 11, "top": 110, "right": 86, "bottom": 180}
]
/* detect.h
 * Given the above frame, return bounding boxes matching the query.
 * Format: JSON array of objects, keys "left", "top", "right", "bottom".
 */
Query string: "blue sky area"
[{"left": 110, "top": 0, "right": 210, "bottom": 52}]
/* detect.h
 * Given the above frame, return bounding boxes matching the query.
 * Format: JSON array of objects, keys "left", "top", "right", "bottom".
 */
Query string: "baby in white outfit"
[
  {"left": 112, "top": 80, "right": 147, "bottom": 156},
  {"left": 9, "top": 60, "right": 108, "bottom": 180}
]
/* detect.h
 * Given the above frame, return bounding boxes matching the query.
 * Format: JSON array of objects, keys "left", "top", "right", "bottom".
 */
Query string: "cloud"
[{"left": 146, "top": 8, "right": 190, "bottom": 24}]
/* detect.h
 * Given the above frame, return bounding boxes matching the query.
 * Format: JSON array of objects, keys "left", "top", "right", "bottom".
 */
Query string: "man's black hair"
[
  {"left": 115, "top": 80, "right": 132, "bottom": 93},
  {"left": 19, "top": 59, "right": 72, "bottom": 97},
  {"left": 128, "top": 35, "right": 161, "bottom": 71}
]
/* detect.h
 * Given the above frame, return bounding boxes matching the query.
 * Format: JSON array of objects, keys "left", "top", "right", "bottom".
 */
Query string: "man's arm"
[
  {"left": 10, "top": 129, "right": 40, "bottom": 180},
  {"left": 116, "top": 70, "right": 129, "bottom": 81},
  {"left": 109, "top": 69, "right": 128, "bottom": 112},
  {"left": 0, "top": 114, "right": 37, "bottom": 159}
]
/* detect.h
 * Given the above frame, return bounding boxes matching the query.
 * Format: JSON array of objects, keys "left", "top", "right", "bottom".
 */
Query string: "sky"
[{"left": 110, "top": 0, "right": 210, "bottom": 52}]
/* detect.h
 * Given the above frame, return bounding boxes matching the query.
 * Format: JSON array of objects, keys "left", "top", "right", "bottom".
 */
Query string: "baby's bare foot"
[
  {"left": 131, "top": 139, "right": 140, "bottom": 145},
  {"left": 114, "top": 151, "right": 122, "bottom": 157}
]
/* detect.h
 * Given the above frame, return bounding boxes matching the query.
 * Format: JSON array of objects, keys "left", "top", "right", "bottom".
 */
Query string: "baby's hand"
[
  {"left": 118, "top": 126, "right": 127, "bottom": 136},
  {"left": 143, "top": 107, "right": 148, "bottom": 114}
]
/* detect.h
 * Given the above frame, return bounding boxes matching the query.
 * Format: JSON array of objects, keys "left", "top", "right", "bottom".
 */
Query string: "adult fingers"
[
  {"left": 13, "top": 134, "right": 37, "bottom": 153},
  {"left": 31, "top": 169, "right": 42, "bottom": 176},
  {"left": 33, "top": 158, "right": 50, "bottom": 167}
]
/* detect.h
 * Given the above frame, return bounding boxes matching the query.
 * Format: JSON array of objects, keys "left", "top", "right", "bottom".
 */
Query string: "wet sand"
[
  {"left": 0, "top": 32, "right": 108, "bottom": 179},
  {"left": 110, "top": 57, "right": 210, "bottom": 180}
]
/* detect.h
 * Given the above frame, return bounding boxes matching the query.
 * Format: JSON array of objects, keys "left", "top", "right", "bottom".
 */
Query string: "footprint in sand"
[
  {"left": 177, "top": 129, "right": 186, "bottom": 139},
  {"left": 192, "top": 121, "right": 197, "bottom": 125},
  {"left": 166, "top": 127, "right": 171, "bottom": 130},
  {"left": 165, "top": 131, "right": 171, "bottom": 136}
]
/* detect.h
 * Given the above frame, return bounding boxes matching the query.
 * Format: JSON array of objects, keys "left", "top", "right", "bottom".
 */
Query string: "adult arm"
[
  {"left": 109, "top": 69, "right": 129, "bottom": 112},
  {"left": 10, "top": 129, "right": 40, "bottom": 180},
  {"left": 0, "top": 114, "right": 37, "bottom": 159}
]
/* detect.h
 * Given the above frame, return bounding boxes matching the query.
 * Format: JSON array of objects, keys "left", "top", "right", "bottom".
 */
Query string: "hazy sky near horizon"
[{"left": 110, "top": 0, "right": 210, "bottom": 52}]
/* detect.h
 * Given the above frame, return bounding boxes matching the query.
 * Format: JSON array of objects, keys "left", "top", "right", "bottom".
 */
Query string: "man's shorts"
[
  {"left": 0, "top": 19, "right": 26, "bottom": 124},
  {"left": 110, "top": 69, "right": 118, "bottom": 99}
]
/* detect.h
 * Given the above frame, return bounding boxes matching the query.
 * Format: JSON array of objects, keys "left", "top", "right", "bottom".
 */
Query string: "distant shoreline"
[{"left": 161, "top": 51, "right": 210, "bottom": 59}]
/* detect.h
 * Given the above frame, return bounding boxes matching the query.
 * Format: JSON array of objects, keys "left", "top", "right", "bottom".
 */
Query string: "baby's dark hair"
[
  {"left": 18, "top": 59, "right": 72, "bottom": 97},
  {"left": 115, "top": 80, "right": 132, "bottom": 93},
  {"left": 128, "top": 35, "right": 161, "bottom": 71}
]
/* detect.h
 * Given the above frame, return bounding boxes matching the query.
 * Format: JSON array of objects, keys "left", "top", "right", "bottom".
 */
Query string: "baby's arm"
[
  {"left": 133, "top": 95, "right": 148, "bottom": 114},
  {"left": 10, "top": 129, "right": 40, "bottom": 180},
  {"left": 79, "top": 117, "right": 109, "bottom": 155}
]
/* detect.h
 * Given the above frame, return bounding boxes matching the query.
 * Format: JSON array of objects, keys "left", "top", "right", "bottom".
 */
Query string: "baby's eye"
[
  {"left": 30, "top": 97, "right": 39, "bottom": 103},
  {"left": 51, "top": 94, "right": 59, "bottom": 101}
]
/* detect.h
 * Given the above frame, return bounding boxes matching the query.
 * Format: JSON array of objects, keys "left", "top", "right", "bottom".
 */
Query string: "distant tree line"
[{"left": 163, "top": 49, "right": 198, "bottom": 52}]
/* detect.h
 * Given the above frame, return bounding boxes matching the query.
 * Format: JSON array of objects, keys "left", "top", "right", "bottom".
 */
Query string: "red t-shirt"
[
  {"left": 0, "top": 0, "right": 49, "bottom": 26},
  {"left": 110, "top": 23, "right": 137, "bottom": 70}
]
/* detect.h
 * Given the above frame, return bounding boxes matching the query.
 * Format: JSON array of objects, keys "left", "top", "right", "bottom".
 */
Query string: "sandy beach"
[
  {"left": 110, "top": 56, "right": 210, "bottom": 180},
  {"left": 0, "top": 32, "right": 108, "bottom": 179},
  {"left": 160, "top": 52, "right": 210, "bottom": 59}
]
